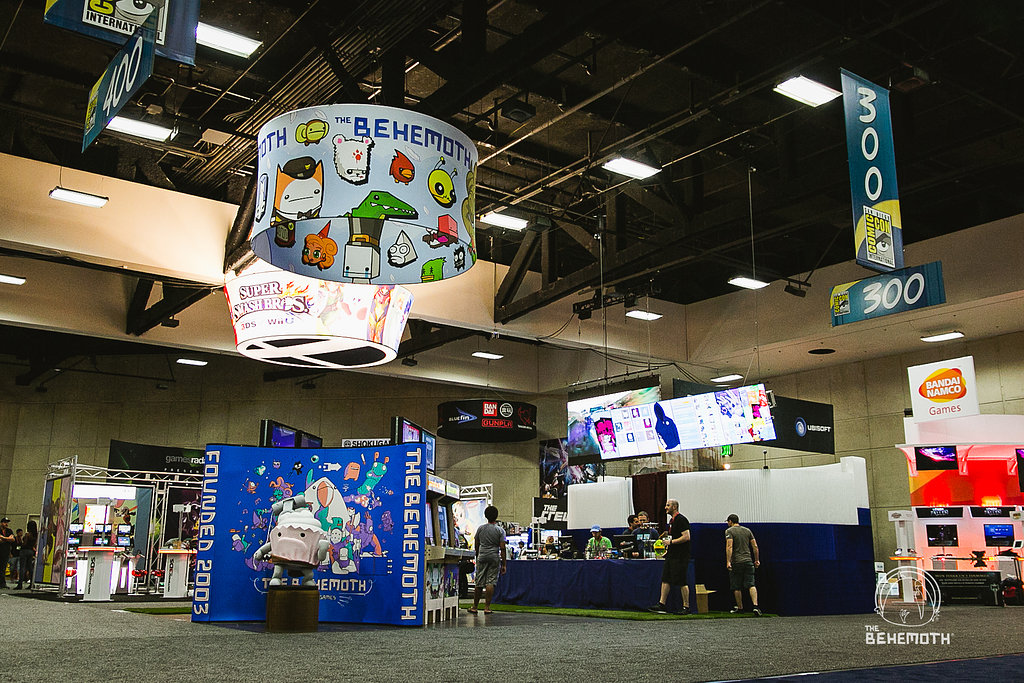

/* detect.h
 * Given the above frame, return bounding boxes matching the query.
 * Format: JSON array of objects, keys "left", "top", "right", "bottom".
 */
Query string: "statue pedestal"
[{"left": 266, "top": 585, "right": 320, "bottom": 632}]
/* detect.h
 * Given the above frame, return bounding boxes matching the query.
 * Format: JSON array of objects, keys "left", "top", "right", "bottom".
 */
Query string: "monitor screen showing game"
[
  {"left": 570, "top": 384, "right": 777, "bottom": 462},
  {"left": 93, "top": 537, "right": 109, "bottom": 546},
  {"left": 117, "top": 524, "right": 132, "bottom": 534},
  {"left": 391, "top": 417, "right": 436, "bottom": 472},
  {"left": 914, "top": 446, "right": 958, "bottom": 470},
  {"left": 984, "top": 524, "right": 1015, "bottom": 547},
  {"left": 69, "top": 523, "right": 83, "bottom": 534},
  {"left": 424, "top": 502, "right": 435, "bottom": 542},
  {"left": 436, "top": 505, "right": 450, "bottom": 543},
  {"left": 298, "top": 432, "right": 323, "bottom": 448},
  {"left": 67, "top": 536, "right": 80, "bottom": 547},
  {"left": 925, "top": 524, "right": 959, "bottom": 547},
  {"left": 116, "top": 536, "right": 131, "bottom": 547},
  {"left": 259, "top": 420, "right": 323, "bottom": 449},
  {"left": 567, "top": 384, "right": 661, "bottom": 460}
]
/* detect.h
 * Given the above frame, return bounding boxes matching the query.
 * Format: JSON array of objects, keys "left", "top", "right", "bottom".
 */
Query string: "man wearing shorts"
[
  {"left": 725, "top": 513, "right": 761, "bottom": 615},
  {"left": 648, "top": 499, "right": 690, "bottom": 614},
  {"left": 469, "top": 505, "right": 506, "bottom": 614}
]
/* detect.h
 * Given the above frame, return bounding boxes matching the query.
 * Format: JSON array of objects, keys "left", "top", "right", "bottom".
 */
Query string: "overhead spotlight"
[
  {"left": 107, "top": 116, "right": 174, "bottom": 142},
  {"left": 401, "top": 357, "right": 418, "bottom": 367},
  {"left": 161, "top": 317, "right": 180, "bottom": 328},
  {"left": 472, "top": 351, "right": 503, "bottom": 360},
  {"left": 479, "top": 212, "right": 529, "bottom": 230},
  {"left": 625, "top": 310, "right": 662, "bottom": 321},
  {"left": 773, "top": 75, "right": 841, "bottom": 107},
  {"left": 578, "top": 309, "right": 592, "bottom": 321},
  {"left": 176, "top": 358, "right": 208, "bottom": 367},
  {"left": 920, "top": 331, "right": 964, "bottom": 343},
  {"left": 49, "top": 187, "right": 108, "bottom": 208},
  {"left": 500, "top": 99, "right": 536, "bottom": 123},
  {"left": 710, "top": 374, "right": 743, "bottom": 383},
  {"left": 728, "top": 276, "right": 770, "bottom": 290},
  {"left": 601, "top": 157, "right": 661, "bottom": 180},
  {"left": 784, "top": 282, "right": 807, "bottom": 298},
  {"left": 623, "top": 292, "right": 637, "bottom": 309}
]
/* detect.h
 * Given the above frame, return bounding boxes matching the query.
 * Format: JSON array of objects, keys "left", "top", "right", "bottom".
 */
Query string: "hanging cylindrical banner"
[
  {"left": 224, "top": 266, "right": 413, "bottom": 368},
  {"left": 250, "top": 104, "right": 477, "bottom": 285}
]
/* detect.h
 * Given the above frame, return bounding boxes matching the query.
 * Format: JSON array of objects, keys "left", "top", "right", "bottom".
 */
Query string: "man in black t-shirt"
[
  {"left": 647, "top": 500, "right": 690, "bottom": 614},
  {"left": 0, "top": 518, "right": 15, "bottom": 589}
]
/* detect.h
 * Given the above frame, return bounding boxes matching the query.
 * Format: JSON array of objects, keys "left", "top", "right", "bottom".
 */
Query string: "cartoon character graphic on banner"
[
  {"left": 453, "top": 246, "right": 466, "bottom": 271},
  {"left": 296, "top": 119, "right": 329, "bottom": 146},
  {"left": 302, "top": 222, "right": 338, "bottom": 270},
  {"left": 423, "top": 215, "right": 458, "bottom": 248},
  {"left": 387, "top": 231, "right": 417, "bottom": 267},
  {"left": 427, "top": 157, "right": 457, "bottom": 208},
  {"left": 113, "top": 0, "right": 158, "bottom": 23},
  {"left": 342, "top": 191, "right": 418, "bottom": 283},
  {"left": 252, "top": 496, "right": 329, "bottom": 586},
  {"left": 421, "top": 257, "right": 445, "bottom": 282},
  {"left": 333, "top": 135, "right": 374, "bottom": 184},
  {"left": 367, "top": 287, "right": 391, "bottom": 344},
  {"left": 272, "top": 157, "right": 324, "bottom": 248},
  {"left": 389, "top": 150, "right": 415, "bottom": 184},
  {"left": 461, "top": 164, "right": 477, "bottom": 261},
  {"left": 255, "top": 174, "right": 268, "bottom": 222}
]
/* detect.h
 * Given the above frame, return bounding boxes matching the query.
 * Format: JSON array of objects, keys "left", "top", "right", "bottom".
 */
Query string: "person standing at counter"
[
  {"left": 630, "top": 511, "right": 658, "bottom": 557},
  {"left": 468, "top": 505, "right": 506, "bottom": 615},
  {"left": 648, "top": 499, "right": 690, "bottom": 614},
  {"left": 586, "top": 525, "right": 612, "bottom": 557},
  {"left": 0, "top": 518, "right": 15, "bottom": 589},
  {"left": 725, "top": 514, "right": 761, "bottom": 615}
]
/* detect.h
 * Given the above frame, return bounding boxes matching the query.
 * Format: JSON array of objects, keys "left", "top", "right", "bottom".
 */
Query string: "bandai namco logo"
[{"left": 918, "top": 367, "right": 967, "bottom": 403}]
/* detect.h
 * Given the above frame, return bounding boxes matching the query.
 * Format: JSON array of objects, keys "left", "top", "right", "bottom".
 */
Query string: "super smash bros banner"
[{"left": 193, "top": 444, "right": 427, "bottom": 626}]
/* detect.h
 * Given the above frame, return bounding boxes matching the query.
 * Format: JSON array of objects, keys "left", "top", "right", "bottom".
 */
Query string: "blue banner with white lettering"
[
  {"left": 841, "top": 69, "right": 904, "bottom": 273},
  {"left": 83, "top": 14, "right": 156, "bottom": 151},
  {"left": 830, "top": 261, "right": 945, "bottom": 327},
  {"left": 44, "top": 0, "right": 197, "bottom": 66},
  {"left": 192, "top": 444, "right": 426, "bottom": 626}
]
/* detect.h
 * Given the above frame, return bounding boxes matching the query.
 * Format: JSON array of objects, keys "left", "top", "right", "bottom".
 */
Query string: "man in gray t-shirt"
[
  {"left": 469, "top": 505, "right": 506, "bottom": 614},
  {"left": 725, "top": 514, "right": 761, "bottom": 615}
]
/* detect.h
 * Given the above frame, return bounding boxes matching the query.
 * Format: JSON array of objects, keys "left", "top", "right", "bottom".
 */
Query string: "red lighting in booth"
[
  {"left": 980, "top": 496, "right": 1003, "bottom": 506},
  {"left": 65, "top": 568, "right": 77, "bottom": 577}
]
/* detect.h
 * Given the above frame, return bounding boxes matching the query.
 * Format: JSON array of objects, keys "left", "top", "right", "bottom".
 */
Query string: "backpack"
[{"left": 1000, "top": 578, "right": 1023, "bottom": 606}]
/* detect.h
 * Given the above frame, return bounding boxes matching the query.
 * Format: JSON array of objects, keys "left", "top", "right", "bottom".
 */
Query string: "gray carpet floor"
[{"left": 2, "top": 588, "right": 1023, "bottom": 682}]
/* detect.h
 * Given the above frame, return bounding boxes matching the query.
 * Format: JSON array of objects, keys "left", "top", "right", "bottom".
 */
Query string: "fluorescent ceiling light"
[
  {"left": 73, "top": 484, "right": 137, "bottom": 500},
  {"left": 472, "top": 351, "right": 504, "bottom": 360},
  {"left": 728, "top": 276, "right": 770, "bottom": 290},
  {"left": 625, "top": 310, "right": 663, "bottom": 321},
  {"left": 49, "top": 186, "right": 108, "bottom": 208},
  {"left": 176, "top": 358, "right": 208, "bottom": 366},
  {"left": 196, "top": 22, "right": 262, "bottom": 58},
  {"left": 107, "top": 116, "right": 173, "bottom": 142},
  {"left": 710, "top": 373, "right": 743, "bottom": 383},
  {"left": 601, "top": 157, "right": 661, "bottom": 180},
  {"left": 920, "top": 331, "right": 964, "bottom": 343},
  {"left": 0, "top": 273, "right": 26, "bottom": 285},
  {"left": 479, "top": 212, "right": 529, "bottom": 230},
  {"left": 773, "top": 76, "right": 841, "bottom": 107}
]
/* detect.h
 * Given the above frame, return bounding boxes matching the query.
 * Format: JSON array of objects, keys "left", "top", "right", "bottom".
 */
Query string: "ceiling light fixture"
[
  {"left": 773, "top": 75, "right": 841, "bottom": 107},
  {"left": 107, "top": 116, "right": 173, "bottom": 142},
  {"left": 920, "top": 331, "right": 964, "bottom": 343},
  {"left": 625, "top": 310, "right": 662, "bottom": 321},
  {"left": 710, "top": 373, "right": 743, "bottom": 383},
  {"left": 196, "top": 22, "right": 263, "bottom": 58},
  {"left": 479, "top": 212, "right": 529, "bottom": 230},
  {"left": 472, "top": 351, "right": 504, "bottom": 360},
  {"left": 0, "top": 273, "right": 27, "bottom": 286},
  {"left": 49, "top": 186, "right": 108, "bottom": 208},
  {"left": 728, "top": 276, "right": 770, "bottom": 290},
  {"left": 176, "top": 358, "right": 208, "bottom": 366},
  {"left": 601, "top": 157, "right": 661, "bottom": 180}
]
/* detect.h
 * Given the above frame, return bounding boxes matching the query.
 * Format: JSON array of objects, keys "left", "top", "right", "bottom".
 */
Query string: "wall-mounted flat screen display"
[
  {"left": 259, "top": 419, "right": 322, "bottom": 449},
  {"left": 116, "top": 536, "right": 131, "bottom": 547},
  {"left": 117, "top": 524, "right": 132, "bottom": 533},
  {"left": 984, "top": 524, "right": 1015, "bottom": 547},
  {"left": 69, "top": 523, "right": 83, "bottom": 534},
  {"left": 567, "top": 385, "right": 661, "bottom": 459},
  {"left": 298, "top": 432, "right": 323, "bottom": 448},
  {"left": 569, "top": 384, "right": 776, "bottom": 462},
  {"left": 925, "top": 524, "right": 958, "bottom": 547},
  {"left": 391, "top": 417, "right": 436, "bottom": 473},
  {"left": 914, "top": 445, "right": 958, "bottom": 470},
  {"left": 424, "top": 503, "right": 435, "bottom": 542},
  {"left": 914, "top": 507, "right": 963, "bottom": 518},
  {"left": 436, "top": 505, "right": 450, "bottom": 543}
]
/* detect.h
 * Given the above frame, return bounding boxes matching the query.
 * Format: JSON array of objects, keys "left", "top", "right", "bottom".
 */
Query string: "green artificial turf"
[
  {"left": 458, "top": 602, "right": 768, "bottom": 620},
  {"left": 123, "top": 606, "right": 193, "bottom": 615}
]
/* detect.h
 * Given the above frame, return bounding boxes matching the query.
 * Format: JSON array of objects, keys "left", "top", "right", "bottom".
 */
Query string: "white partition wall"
[
  {"left": 567, "top": 477, "right": 632, "bottom": 529},
  {"left": 666, "top": 457, "right": 869, "bottom": 525}
]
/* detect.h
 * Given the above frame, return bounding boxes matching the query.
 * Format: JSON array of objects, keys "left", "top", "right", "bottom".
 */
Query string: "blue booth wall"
[{"left": 192, "top": 443, "right": 428, "bottom": 626}]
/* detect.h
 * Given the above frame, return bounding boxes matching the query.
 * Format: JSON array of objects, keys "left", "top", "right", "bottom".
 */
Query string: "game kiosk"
[
  {"left": 424, "top": 475, "right": 471, "bottom": 623},
  {"left": 159, "top": 548, "right": 197, "bottom": 598}
]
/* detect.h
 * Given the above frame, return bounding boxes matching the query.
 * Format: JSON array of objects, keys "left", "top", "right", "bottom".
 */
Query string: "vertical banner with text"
[{"left": 841, "top": 69, "right": 904, "bottom": 273}]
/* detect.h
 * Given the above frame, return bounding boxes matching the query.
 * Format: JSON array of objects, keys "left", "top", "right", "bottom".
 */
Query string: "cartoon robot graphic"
[
  {"left": 387, "top": 230, "right": 418, "bottom": 267},
  {"left": 252, "top": 496, "right": 329, "bottom": 587},
  {"left": 427, "top": 157, "right": 457, "bottom": 208},
  {"left": 301, "top": 221, "right": 338, "bottom": 270},
  {"left": 333, "top": 135, "right": 374, "bottom": 184},
  {"left": 296, "top": 119, "right": 329, "bottom": 145},
  {"left": 389, "top": 150, "right": 415, "bottom": 184},
  {"left": 423, "top": 215, "right": 459, "bottom": 248},
  {"left": 342, "top": 191, "right": 418, "bottom": 283},
  {"left": 421, "top": 257, "right": 445, "bottom": 282},
  {"left": 271, "top": 156, "right": 324, "bottom": 248}
]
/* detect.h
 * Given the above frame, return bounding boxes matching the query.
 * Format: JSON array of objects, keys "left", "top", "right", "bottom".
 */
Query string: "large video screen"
[
  {"left": 571, "top": 384, "right": 776, "bottom": 461},
  {"left": 914, "top": 445, "right": 957, "bottom": 470},
  {"left": 567, "top": 385, "right": 661, "bottom": 459},
  {"left": 984, "top": 524, "right": 1015, "bottom": 547}
]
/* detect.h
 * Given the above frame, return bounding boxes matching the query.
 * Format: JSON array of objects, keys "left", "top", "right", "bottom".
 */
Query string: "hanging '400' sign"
[{"left": 830, "top": 261, "right": 945, "bottom": 327}]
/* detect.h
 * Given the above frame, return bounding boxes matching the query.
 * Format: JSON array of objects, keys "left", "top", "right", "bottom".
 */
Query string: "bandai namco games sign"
[{"left": 907, "top": 356, "right": 979, "bottom": 422}]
